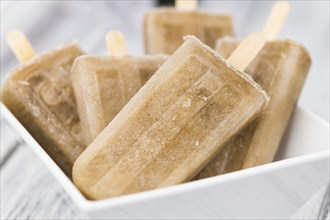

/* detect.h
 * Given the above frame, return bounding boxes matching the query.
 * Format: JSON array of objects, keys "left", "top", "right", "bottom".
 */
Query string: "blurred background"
[
  {"left": 0, "top": 1, "right": 329, "bottom": 219},
  {"left": 1, "top": 0, "right": 329, "bottom": 122}
]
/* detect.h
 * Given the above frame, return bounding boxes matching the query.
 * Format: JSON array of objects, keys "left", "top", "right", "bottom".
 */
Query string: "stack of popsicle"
[{"left": 1, "top": 0, "right": 311, "bottom": 200}]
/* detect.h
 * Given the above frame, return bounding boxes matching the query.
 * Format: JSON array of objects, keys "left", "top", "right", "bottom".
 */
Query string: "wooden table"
[{"left": 1, "top": 1, "right": 329, "bottom": 219}]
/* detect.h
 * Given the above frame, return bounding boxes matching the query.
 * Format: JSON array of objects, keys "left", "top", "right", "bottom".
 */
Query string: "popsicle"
[
  {"left": 144, "top": 0, "right": 234, "bottom": 54},
  {"left": 71, "top": 31, "right": 168, "bottom": 145},
  {"left": 73, "top": 33, "right": 269, "bottom": 200},
  {"left": 196, "top": 1, "right": 312, "bottom": 179},
  {"left": 1, "top": 31, "right": 85, "bottom": 177}
]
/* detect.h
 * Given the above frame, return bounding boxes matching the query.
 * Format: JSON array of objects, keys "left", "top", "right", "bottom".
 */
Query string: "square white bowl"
[{"left": 1, "top": 102, "right": 329, "bottom": 219}]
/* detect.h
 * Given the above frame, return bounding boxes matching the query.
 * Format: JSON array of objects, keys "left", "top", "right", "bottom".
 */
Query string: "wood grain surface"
[{"left": 1, "top": 1, "right": 329, "bottom": 219}]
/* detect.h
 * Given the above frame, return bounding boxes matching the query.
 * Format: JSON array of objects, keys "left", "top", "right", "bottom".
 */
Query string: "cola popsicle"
[
  {"left": 71, "top": 55, "right": 168, "bottom": 145},
  {"left": 196, "top": 37, "right": 311, "bottom": 179},
  {"left": 144, "top": 0, "right": 233, "bottom": 54},
  {"left": 1, "top": 31, "right": 85, "bottom": 177},
  {"left": 73, "top": 35, "right": 269, "bottom": 200},
  {"left": 71, "top": 31, "right": 168, "bottom": 145}
]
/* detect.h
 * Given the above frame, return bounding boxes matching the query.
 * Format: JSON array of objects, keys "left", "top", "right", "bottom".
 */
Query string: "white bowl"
[{"left": 1, "top": 102, "right": 329, "bottom": 219}]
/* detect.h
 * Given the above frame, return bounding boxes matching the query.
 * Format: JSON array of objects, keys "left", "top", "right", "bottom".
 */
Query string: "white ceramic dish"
[{"left": 1, "top": 102, "right": 329, "bottom": 219}]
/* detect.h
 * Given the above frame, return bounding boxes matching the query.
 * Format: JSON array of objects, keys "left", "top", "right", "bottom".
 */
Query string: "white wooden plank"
[
  {"left": 0, "top": 144, "right": 87, "bottom": 219},
  {"left": 0, "top": 1, "right": 329, "bottom": 219},
  {"left": 290, "top": 183, "right": 330, "bottom": 219},
  {"left": 0, "top": 118, "right": 22, "bottom": 166}
]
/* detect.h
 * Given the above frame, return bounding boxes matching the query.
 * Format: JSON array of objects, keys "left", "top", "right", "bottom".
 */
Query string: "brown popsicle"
[
  {"left": 72, "top": 34, "right": 268, "bottom": 200},
  {"left": 196, "top": 2, "right": 312, "bottom": 179},
  {"left": 71, "top": 31, "right": 168, "bottom": 145},
  {"left": 144, "top": 0, "right": 234, "bottom": 54},
  {"left": 1, "top": 31, "right": 85, "bottom": 177},
  {"left": 196, "top": 38, "right": 311, "bottom": 178}
]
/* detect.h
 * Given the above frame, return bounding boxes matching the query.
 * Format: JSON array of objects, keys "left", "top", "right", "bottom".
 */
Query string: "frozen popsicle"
[
  {"left": 71, "top": 31, "right": 168, "bottom": 145},
  {"left": 144, "top": 0, "right": 234, "bottom": 55},
  {"left": 196, "top": 1, "right": 311, "bottom": 179},
  {"left": 1, "top": 31, "right": 85, "bottom": 177},
  {"left": 73, "top": 33, "right": 269, "bottom": 200}
]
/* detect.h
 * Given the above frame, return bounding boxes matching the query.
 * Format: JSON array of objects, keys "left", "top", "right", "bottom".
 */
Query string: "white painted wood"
[
  {"left": 0, "top": 118, "right": 21, "bottom": 165},
  {"left": 0, "top": 1, "right": 329, "bottom": 219},
  {"left": 0, "top": 144, "right": 87, "bottom": 219},
  {"left": 290, "top": 183, "right": 330, "bottom": 219}
]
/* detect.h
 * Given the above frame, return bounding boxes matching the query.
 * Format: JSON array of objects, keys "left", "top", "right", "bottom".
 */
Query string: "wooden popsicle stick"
[
  {"left": 227, "top": 33, "right": 265, "bottom": 72},
  {"left": 106, "top": 30, "right": 128, "bottom": 57},
  {"left": 7, "top": 30, "right": 36, "bottom": 63},
  {"left": 175, "top": 0, "right": 197, "bottom": 11},
  {"left": 262, "top": 1, "right": 290, "bottom": 40}
]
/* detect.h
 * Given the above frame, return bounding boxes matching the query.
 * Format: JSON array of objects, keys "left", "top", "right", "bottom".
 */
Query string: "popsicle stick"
[
  {"left": 227, "top": 33, "right": 265, "bottom": 72},
  {"left": 7, "top": 30, "right": 36, "bottom": 63},
  {"left": 106, "top": 30, "right": 128, "bottom": 57},
  {"left": 262, "top": 1, "right": 290, "bottom": 40},
  {"left": 175, "top": 0, "right": 197, "bottom": 11}
]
